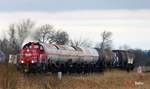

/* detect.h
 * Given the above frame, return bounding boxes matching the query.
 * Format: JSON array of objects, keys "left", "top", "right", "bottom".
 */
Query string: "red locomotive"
[{"left": 17, "top": 42, "right": 48, "bottom": 72}]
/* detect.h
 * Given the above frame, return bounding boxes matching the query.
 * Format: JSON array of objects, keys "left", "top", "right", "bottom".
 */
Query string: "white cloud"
[{"left": 0, "top": 10, "right": 150, "bottom": 49}]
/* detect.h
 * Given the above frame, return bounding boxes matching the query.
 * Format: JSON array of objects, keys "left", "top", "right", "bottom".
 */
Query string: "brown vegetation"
[{"left": 0, "top": 64, "right": 150, "bottom": 89}]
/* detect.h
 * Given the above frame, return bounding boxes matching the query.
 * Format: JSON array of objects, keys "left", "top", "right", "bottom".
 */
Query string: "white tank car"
[{"left": 40, "top": 43, "right": 99, "bottom": 63}]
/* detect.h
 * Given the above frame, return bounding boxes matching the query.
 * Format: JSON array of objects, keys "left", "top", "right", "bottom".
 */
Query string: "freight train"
[{"left": 17, "top": 42, "right": 134, "bottom": 73}]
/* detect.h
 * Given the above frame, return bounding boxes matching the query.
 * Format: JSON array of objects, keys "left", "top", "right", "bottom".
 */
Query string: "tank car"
[
  {"left": 112, "top": 50, "right": 134, "bottom": 71},
  {"left": 17, "top": 42, "right": 103, "bottom": 73}
]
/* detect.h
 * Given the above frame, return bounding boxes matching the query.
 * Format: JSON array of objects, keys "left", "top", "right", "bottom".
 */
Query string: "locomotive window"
[
  {"left": 24, "top": 46, "right": 29, "bottom": 49},
  {"left": 23, "top": 42, "right": 32, "bottom": 49}
]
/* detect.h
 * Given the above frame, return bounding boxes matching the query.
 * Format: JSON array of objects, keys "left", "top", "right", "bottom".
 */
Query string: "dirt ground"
[{"left": 0, "top": 64, "right": 149, "bottom": 89}]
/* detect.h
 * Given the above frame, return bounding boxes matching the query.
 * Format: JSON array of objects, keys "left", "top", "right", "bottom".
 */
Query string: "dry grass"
[
  {"left": 0, "top": 63, "right": 150, "bottom": 89},
  {"left": 0, "top": 63, "right": 18, "bottom": 89}
]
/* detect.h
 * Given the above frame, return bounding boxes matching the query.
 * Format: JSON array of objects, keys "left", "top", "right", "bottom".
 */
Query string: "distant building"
[{"left": 8, "top": 54, "right": 17, "bottom": 64}]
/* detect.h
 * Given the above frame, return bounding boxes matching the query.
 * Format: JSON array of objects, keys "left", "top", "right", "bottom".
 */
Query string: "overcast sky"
[{"left": 0, "top": 0, "right": 150, "bottom": 49}]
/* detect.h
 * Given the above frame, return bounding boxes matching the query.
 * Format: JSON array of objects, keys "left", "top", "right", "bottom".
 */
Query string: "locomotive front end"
[
  {"left": 19, "top": 49, "right": 37, "bottom": 64},
  {"left": 17, "top": 42, "right": 47, "bottom": 73}
]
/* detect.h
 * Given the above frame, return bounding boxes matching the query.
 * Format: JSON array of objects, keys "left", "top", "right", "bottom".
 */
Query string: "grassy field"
[{"left": 0, "top": 64, "right": 150, "bottom": 89}]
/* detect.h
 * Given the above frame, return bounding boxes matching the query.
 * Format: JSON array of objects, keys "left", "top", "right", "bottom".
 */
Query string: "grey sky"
[
  {"left": 0, "top": 0, "right": 150, "bottom": 49},
  {"left": 0, "top": 0, "right": 150, "bottom": 11}
]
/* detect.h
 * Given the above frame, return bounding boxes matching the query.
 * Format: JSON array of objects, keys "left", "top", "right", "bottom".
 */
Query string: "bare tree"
[
  {"left": 0, "top": 19, "right": 34, "bottom": 61},
  {"left": 7, "top": 19, "right": 34, "bottom": 49},
  {"left": 97, "top": 31, "right": 112, "bottom": 54},
  {"left": 0, "top": 38, "right": 10, "bottom": 60},
  {"left": 33, "top": 24, "right": 55, "bottom": 43},
  {"left": 33, "top": 25, "right": 69, "bottom": 45},
  {"left": 69, "top": 38, "right": 92, "bottom": 47},
  {"left": 52, "top": 30, "right": 69, "bottom": 45},
  {"left": 8, "top": 24, "right": 19, "bottom": 53},
  {"left": 16, "top": 19, "right": 34, "bottom": 47},
  {"left": 96, "top": 31, "right": 113, "bottom": 66}
]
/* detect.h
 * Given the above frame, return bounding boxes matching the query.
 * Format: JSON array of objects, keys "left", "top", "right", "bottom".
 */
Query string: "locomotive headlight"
[
  {"left": 31, "top": 60, "right": 35, "bottom": 63},
  {"left": 21, "top": 60, "right": 24, "bottom": 64}
]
